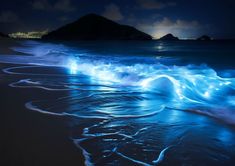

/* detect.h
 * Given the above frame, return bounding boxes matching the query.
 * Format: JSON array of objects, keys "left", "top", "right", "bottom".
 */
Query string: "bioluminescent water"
[{"left": 1, "top": 40, "right": 235, "bottom": 165}]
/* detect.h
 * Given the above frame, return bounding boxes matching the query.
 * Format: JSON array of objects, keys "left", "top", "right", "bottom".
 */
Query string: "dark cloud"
[
  {"left": 31, "top": 0, "right": 75, "bottom": 12},
  {"left": 58, "top": 16, "right": 71, "bottom": 22},
  {"left": 102, "top": 3, "right": 123, "bottom": 21},
  {"left": 137, "top": 0, "right": 176, "bottom": 10},
  {"left": 0, "top": 11, "right": 19, "bottom": 23},
  {"left": 137, "top": 17, "right": 205, "bottom": 39},
  {"left": 0, "top": 11, "right": 24, "bottom": 33}
]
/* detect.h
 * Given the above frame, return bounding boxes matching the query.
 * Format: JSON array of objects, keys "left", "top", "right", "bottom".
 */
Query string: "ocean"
[{"left": 1, "top": 39, "right": 235, "bottom": 166}]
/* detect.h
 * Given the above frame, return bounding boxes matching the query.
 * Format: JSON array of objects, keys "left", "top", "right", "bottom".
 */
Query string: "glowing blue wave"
[{"left": 1, "top": 41, "right": 235, "bottom": 125}]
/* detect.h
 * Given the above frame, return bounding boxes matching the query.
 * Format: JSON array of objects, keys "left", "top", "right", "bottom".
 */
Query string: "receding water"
[{"left": 1, "top": 40, "right": 235, "bottom": 165}]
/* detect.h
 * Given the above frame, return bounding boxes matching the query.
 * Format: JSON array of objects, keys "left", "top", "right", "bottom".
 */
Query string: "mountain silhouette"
[
  {"left": 197, "top": 35, "right": 211, "bottom": 41},
  {"left": 42, "top": 14, "right": 152, "bottom": 40},
  {"left": 159, "top": 33, "right": 179, "bottom": 41}
]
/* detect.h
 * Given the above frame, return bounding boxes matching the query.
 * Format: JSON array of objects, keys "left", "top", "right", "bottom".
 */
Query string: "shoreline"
[
  {"left": 1, "top": 38, "right": 235, "bottom": 165},
  {"left": 0, "top": 63, "right": 85, "bottom": 166},
  {"left": 0, "top": 39, "right": 84, "bottom": 166}
]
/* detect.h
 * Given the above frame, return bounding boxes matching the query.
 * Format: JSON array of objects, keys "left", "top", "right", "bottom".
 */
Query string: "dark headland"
[
  {"left": 0, "top": 32, "right": 8, "bottom": 38},
  {"left": 158, "top": 33, "right": 179, "bottom": 41},
  {"left": 197, "top": 35, "right": 212, "bottom": 41},
  {"left": 42, "top": 14, "right": 152, "bottom": 40}
]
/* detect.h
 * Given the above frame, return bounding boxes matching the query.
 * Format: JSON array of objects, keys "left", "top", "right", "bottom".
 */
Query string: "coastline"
[
  {"left": 0, "top": 65, "right": 85, "bottom": 166},
  {"left": 1, "top": 38, "right": 235, "bottom": 165},
  {"left": 0, "top": 39, "right": 85, "bottom": 166}
]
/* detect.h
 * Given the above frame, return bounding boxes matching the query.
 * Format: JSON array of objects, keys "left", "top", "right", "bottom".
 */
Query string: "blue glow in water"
[
  {"left": 2, "top": 41, "right": 235, "bottom": 166},
  {"left": 64, "top": 58, "right": 234, "bottom": 106},
  {"left": 1, "top": 41, "right": 235, "bottom": 125},
  {"left": 68, "top": 60, "right": 78, "bottom": 74}
]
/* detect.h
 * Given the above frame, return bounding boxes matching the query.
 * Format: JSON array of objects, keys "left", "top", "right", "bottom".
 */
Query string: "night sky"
[{"left": 0, "top": 0, "right": 235, "bottom": 39}]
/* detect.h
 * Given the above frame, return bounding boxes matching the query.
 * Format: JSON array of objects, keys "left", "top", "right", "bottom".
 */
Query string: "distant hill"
[
  {"left": 197, "top": 35, "right": 211, "bottom": 41},
  {"left": 0, "top": 32, "right": 8, "bottom": 38},
  {"left": 159, "top": 33, "right": 179, "bottom": 41},
  {"left": 42, "top": 14, "right": 152, "bottom": 40}
]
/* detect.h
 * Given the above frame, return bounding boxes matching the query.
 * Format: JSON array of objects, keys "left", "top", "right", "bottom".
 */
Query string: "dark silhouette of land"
[
  {"left": 0, "top": 32, "right": 8, "bottom": 38},
  {"left": 42, "top": 14, "right": 152, "bottom": 40},
  {"left": 197, "top": 35, "right": 212, "bottom": 41},
  {"left": 158, "top": 33, "right": 179, "bottom": 41}
]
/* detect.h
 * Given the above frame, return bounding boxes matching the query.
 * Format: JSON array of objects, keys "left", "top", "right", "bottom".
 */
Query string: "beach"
[
  {"left": 0, "top": 39, "right": 84, "bottom": 166},
  {"left": 1, "top": 38, "right": 235, "bottom": 166}
]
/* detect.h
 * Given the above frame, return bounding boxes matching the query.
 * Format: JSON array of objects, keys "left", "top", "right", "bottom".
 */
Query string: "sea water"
[{"left": 1, "top": 40, "right": 235, "bottom": 165}]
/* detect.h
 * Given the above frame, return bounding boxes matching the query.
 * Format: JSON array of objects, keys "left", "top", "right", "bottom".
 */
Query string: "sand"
[{"left": 0, "top": 38, "right": 85, "bottom": 166}]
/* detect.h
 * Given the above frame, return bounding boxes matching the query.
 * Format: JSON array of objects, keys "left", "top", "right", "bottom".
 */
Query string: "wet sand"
[{"left": 0, "top": 38, "right": 85, "bottom": 166}]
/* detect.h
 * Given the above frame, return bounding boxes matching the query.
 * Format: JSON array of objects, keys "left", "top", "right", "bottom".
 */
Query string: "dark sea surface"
[{"left": 1, "top": 39, "right": 235, "bottom": 166}]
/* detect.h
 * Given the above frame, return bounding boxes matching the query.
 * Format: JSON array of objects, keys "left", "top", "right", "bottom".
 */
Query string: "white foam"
[
  {"left": 25, "top": 102, "right": 109, "bottom": 119},
  {"left": 72, "top": 138, "right": 94, "bottom": 166},
  {"left": 152, "top": 146, "right": 173, "bottom": 165},
  {"left": 115, "top": 150, "right": 152, "bottom": 166}
]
